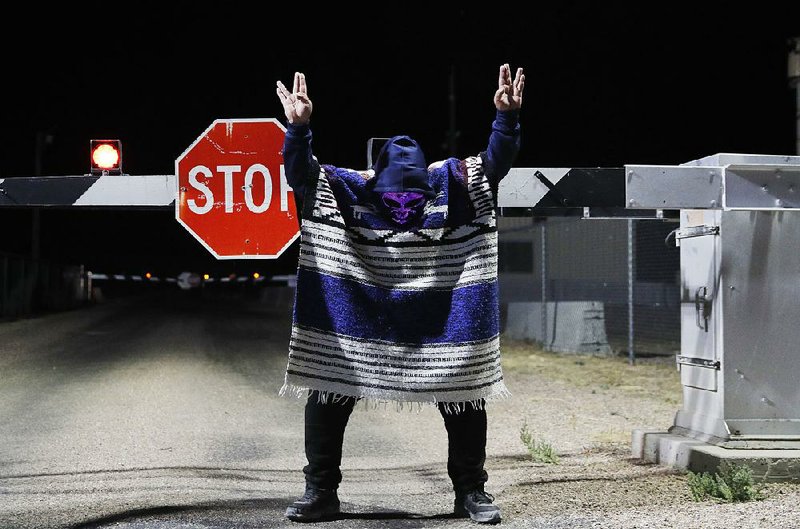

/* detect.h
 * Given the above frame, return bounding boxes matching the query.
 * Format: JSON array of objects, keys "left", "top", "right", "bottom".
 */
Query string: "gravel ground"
[{"left": 489, "top": 339, "right": 800, "bottom": 528}]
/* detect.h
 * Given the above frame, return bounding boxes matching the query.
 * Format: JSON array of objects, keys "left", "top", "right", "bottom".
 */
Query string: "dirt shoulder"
[{"left": 488, "top": 337, "right": 800, "bottom": 528}]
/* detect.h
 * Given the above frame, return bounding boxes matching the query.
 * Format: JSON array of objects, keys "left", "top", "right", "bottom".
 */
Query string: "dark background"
[{"left": 1, "top": 3, "right": 798, "bottom": 279}]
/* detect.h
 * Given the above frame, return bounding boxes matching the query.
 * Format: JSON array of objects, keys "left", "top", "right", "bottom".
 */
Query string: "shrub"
[
  {"left": 687, "top": 460, "right": 765, "bottom": 502},
  {"left": 520, "top": 422, "right": 559, "bottom": 464}
]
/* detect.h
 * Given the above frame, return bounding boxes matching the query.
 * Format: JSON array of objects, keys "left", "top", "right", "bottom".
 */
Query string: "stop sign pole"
[{"left": 175, "top": 118, "right": 300, "bottom": 259}]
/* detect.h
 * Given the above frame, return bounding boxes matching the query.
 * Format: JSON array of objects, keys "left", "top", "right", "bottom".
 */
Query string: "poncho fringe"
[{"left": 278, "top": 383, "right": 512, "bottom": 414}]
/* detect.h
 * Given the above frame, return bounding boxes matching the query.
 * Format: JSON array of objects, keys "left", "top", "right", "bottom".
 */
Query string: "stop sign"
[{"left": 175, "top": 118, "right": 299, "bottom": 259}]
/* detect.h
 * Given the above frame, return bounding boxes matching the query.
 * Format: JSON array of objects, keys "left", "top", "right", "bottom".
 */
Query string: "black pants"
[{"left": 302, "top": 393, "right": 489, "bottom": 493}]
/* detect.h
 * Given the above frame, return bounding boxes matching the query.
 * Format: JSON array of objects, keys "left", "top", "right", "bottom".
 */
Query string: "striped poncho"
[{"left": 280, "top": 155, "right": 510, "bottom": 410}]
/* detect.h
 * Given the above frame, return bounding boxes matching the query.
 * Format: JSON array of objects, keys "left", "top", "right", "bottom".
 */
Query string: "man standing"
[{"left": 276, "top": 63, "right": 524, "bottom": 524}]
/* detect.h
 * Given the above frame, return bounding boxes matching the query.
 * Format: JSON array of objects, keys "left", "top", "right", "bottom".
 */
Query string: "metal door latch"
[
  {"left": 676, "top": 355, "right": 720, "bottom": 369},
  {"left": 673, "top": 225, "right": 719, "bottom": 247},
  {"left": 695, "top": 286, "right": 711, "bottom": 332}
]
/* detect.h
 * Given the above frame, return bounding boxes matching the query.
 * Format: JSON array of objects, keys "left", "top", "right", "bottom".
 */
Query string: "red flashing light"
[{"left": 90, "top": 139, "right": 123, "bottom": 175}]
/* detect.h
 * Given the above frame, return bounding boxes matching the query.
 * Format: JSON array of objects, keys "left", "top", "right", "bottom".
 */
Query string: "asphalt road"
[{"left": 0, "top": 287, "right": 507, "bottom": 529}]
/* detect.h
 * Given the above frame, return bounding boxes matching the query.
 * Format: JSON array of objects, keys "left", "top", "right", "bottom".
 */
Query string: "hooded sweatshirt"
[{"left": 282, "top": 110, "right": 520, "bottom": 203}]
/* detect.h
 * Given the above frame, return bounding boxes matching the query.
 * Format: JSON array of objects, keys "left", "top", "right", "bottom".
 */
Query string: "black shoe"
[
  {"left": 285, "top": 486, "right": 340, "bottom": 522},
  {"left": 454, "top": 489, "right": 501, "bottom": 524}
]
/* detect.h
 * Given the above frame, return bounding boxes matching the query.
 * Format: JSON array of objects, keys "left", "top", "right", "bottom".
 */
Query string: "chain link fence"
[{"left": 499, "top": 215, "right": 680, "bottom": 361}]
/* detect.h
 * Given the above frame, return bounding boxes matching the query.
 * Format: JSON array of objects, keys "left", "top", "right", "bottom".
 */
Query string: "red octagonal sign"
[{"left": 175, "top": 118, "right": 299, "bottom": 259}]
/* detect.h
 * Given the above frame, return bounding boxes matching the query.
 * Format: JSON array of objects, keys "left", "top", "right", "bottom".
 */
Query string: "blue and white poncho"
[{"left": 280, "top": 112, "right": 519, "bottom": 410}]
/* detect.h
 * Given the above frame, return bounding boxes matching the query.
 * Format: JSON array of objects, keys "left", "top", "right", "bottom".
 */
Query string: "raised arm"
[
  {"left": 484, "top": 64, "right": 525, "bottom": 183},
  {"left": 276, "top": 72, "right": 315, "bottom": 201}
]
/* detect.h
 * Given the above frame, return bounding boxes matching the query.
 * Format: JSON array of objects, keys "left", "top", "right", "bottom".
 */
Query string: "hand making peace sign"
[
  {"left": 276, "top": 72, "right": 313, "bottom": 126},
  {"left": 494, "top": 63, "right": 525, "bottom": 112}
]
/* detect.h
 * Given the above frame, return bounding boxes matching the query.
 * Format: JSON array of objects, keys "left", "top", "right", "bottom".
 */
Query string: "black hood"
[{"left": 366, "top": 135, "right": 436, "bottom": 198}]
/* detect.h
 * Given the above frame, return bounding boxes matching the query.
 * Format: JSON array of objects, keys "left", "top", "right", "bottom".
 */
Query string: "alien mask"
[{"left": 380, "top": 192, "right": 427, "bottom": 225}]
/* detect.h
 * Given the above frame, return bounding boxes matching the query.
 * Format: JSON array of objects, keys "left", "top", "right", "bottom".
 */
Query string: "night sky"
[{"left": 1, "top": 3, "right": 798, "bottom": 278}]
